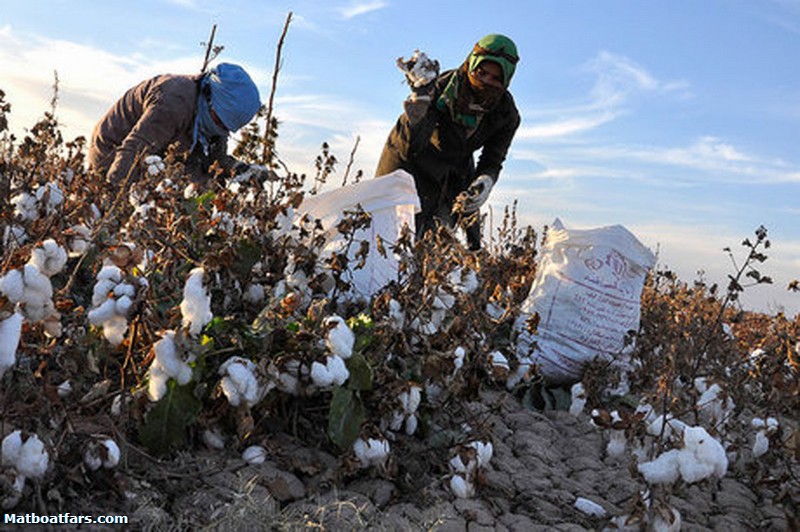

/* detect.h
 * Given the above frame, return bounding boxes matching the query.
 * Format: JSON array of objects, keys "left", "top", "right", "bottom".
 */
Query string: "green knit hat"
[{"left": 467, "top": 34, "right": 519, "bottom": 88}]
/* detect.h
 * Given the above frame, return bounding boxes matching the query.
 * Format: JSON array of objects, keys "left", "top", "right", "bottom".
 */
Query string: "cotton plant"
[
  {"left": 87, "top": 264, "right": 144, "bottom": 346},
  {"left": 83, "top": 439, "right": 121, "bottom": 471},
  {"left": 1, "top": 430, "right": 49, "bottom": 508},
  {"left": 147, "top": 330, "right": 195, "bottom": 401},
  {"left": 449, "top": 440, "right": 493, "bottom": 499},
  {"left": 751, "top": 416, "right": 779, "bottom": 458},
  {"left": 180, "top": 267, "right": 213, "bottom": 337},
  {"left": 218, "top": 356, "right": 263, "bottom": 408},
  {"left": 387, "top": 384, "right": 422, "bottom": 436}
]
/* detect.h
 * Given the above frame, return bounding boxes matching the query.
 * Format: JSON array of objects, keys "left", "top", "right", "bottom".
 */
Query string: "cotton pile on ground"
[{"left": 96, "top": 389, "right": 793, "bottom": 531}]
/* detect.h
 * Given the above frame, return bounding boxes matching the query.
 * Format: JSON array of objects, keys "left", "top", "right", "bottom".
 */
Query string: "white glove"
[{"left": 464, "top": 174, "right": 494, "bottom": 212}]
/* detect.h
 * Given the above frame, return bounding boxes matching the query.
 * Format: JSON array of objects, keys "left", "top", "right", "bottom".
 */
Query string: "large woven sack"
[
  {"left": 512, "top": 219, "right": 656, "bottom": 384},
  {"left": 296, "top": 170, "right": 420, "bottom": 300}
]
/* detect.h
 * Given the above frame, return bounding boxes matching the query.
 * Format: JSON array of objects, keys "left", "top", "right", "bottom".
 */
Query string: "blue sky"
[{"left": 1, "top": 0, "right": 799, "bottom": 315}]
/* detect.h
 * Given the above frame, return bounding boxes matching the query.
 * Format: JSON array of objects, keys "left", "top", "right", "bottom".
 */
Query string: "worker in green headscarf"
[{"left": 376, "top": 34, "right": 521, "bottom": 250}]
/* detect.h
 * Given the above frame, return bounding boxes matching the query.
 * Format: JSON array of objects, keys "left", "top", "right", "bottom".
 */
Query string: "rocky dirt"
[{"left": 57, "top": 389, "right": 795, "bottom": 531}]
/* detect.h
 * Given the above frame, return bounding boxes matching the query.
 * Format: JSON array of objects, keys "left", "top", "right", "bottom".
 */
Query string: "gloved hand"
[
  {"left": 463, "top": 174, "right": 494, "bottom": 212},
  {"left": 397, "top": 50, "right": 439, "bottom": 125}
]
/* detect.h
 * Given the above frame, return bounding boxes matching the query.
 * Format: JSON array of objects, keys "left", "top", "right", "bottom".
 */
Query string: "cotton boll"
[
  {"left": 16, "top": 434, "right": 48, "bottom": 479},
  {"left": 353, "top": 438, "right": 390, "bottom": 468},
  {"left": 180, "top": 268, "right": 213, "bottom": 336},
  {"left": 35, "top": 182, "right": 63, "bottom": 214},
  {"left": 27, "top": 239, "right": 67, "bottom": 277},
  {"left": 0, "top": 313, "right": 24, "bottom": 379},
  {"left": 752, "top": 430, "right": 770, "bottom": 457},
  {"left": 450, "top": 474, "right": 474, "bottom": 498},
  {"left": 84, "top": 439, "right": 119, "bottom": 470},
  {"left": 0, "top": 269, "right": 25, "bottom": 302},
  {"left": 153, "top": 332, "right": 181, "bottom": 376},
  {"left": 638, "top": 449, "right": 681, "bottom": 484},
  {"left": 389, "top": 411, "right": 405, "bottom": 432},
  {"left": 607, "top": 430, "right": 627, "bottom": 458},
  {"left": 88, "top": 299, "right": 117, "bottom": 326},
  {"left": 97, "top": 265, "right": 123, "bottom": 284},
  {"left": 203, "top": 429, "right": 226, "bottom": 450},
  {"left": 219, "top": 357, "right": 261, "bottom": 407},
  {"left": 678, "top": 426, "right": 728, "bottom": 482},
  {"left": 448, "top": 454, "right": 469, "bottom": 474},
  {"left": 242, "top": 445, "right": 267, "bottom": 465},
  {"left": 67, "top": 224, "right": 92, "bottom": 257},
  {"left": 102, "top": 314, "right": 129, "bottom": 346},
  {"left": 84, "top": 447, "right": 103, "bottom": 471},
  {"left": 147, "top": 364, "right": 169, "bottom": 402},
  {"left": 2, "top": 431, "right": 23, "bottom": 466},
  {"left": 569, "top": 383, "right": 587, "bottom": 417},
  {"left": 407, "top": 385, "right": 422, "bottom": 413},
  {"left": 324, "top": 316, "right": 354, "bottom": 359},
  {"left": 11, "top": 192, "right": 38, "bottom": 221},
  {"left": 404, "top": 414, "right": 418, "bottom": 436},
  {"left": 310, "top": 361, "right": 334, "bottom": 388},
  {"left": 243, "top": 283, "right": 266, "bottom": 304},
  {"left": 652, "top": 506, "right": 681, "bottom": 532},
  {"left": 388, "top": 299, "right": 405, "bottom": 329},
  {"left": 574, "top": 497, "right": 607, "bottom": 517},
  {"left": 470, "top": 441, "right": 493, "bottom": 468},
  {"left": 453, "top": 347, "right": 466, "bottom": 373},
  {"left": 57, "top": 380, "right": 72, "bottom": 398},
  {"left": 327, "top": 355, "right": 349, "bottom": 386}
]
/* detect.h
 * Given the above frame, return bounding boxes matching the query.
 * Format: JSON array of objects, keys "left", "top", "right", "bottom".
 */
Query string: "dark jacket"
[
  {"left": 88, "top": 74, "right": 238, "bottom": 185},
  {"left": 376, "top": 69, "right": 520, "bottom": 226}
]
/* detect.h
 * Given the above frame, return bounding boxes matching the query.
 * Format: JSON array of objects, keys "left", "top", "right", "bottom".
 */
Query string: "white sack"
[
  {"left": 514, "top": 219, "right": 656, "bottom": 383},
  {"left": 296, "top": 170, "right": 420, "bottom": 299}
]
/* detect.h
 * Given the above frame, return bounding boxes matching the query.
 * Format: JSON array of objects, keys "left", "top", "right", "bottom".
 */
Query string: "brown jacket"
[{"left": 88, "top": 74, "right": 237, "bottom": 185}]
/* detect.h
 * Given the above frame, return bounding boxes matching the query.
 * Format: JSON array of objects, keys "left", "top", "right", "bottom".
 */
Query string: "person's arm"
[{"left": 475, "top": 106, "right": 520, "bottom": 183}]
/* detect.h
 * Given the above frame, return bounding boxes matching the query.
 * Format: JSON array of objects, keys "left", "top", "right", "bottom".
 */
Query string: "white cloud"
[
  {"left": 339, "top": 1, "right": 389, "bottom": 19},
  {"left": 516, "top": 112, "right": 615, "bottom": 140}
]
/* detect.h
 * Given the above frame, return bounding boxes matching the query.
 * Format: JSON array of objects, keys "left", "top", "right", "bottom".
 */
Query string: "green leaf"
[
  {"left": 233, "top": 239, "right": 263, "bottom": 279},
  {"left": 139, "top": 383, "right": 202, "bottom": 456},
  {"left": 346, "top": 353, "right": 373, "bottom": 391},
  {"left": 327, "top": 387, "right": 364, "bottom": 451}
]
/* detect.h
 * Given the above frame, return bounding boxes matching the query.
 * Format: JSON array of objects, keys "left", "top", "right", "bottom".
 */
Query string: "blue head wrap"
[{"left": 192, "top": 63, "right": 261, "bottom": 154}]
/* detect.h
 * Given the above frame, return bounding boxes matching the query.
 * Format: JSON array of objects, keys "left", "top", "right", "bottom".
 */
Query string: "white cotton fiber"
[
  {"left": 324, "top": 316, "right": 354, "bottom": 359},
  {"left": 638, "top": 449, "right": 681, "bottom": 484},
  {"left": 0, "top": 313, "right": 24, "bottom": 379},
  {"left": 28, "top": 239, "right": 68, "bottom": 277},
  {"left": 574, "top": 497, "right": 607, "bottom": 517},
  {"left": 180, "top": 267, "right": 213, "bottom": 336},
  {"left": 15, "top": 433, "right": 49, "bottom": 479},
  {"left": 219, "top": 356, "right": 260, "bottom": 407},
  {"left": 0, "top": 269, "right": 25, "bottom": 302}
]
